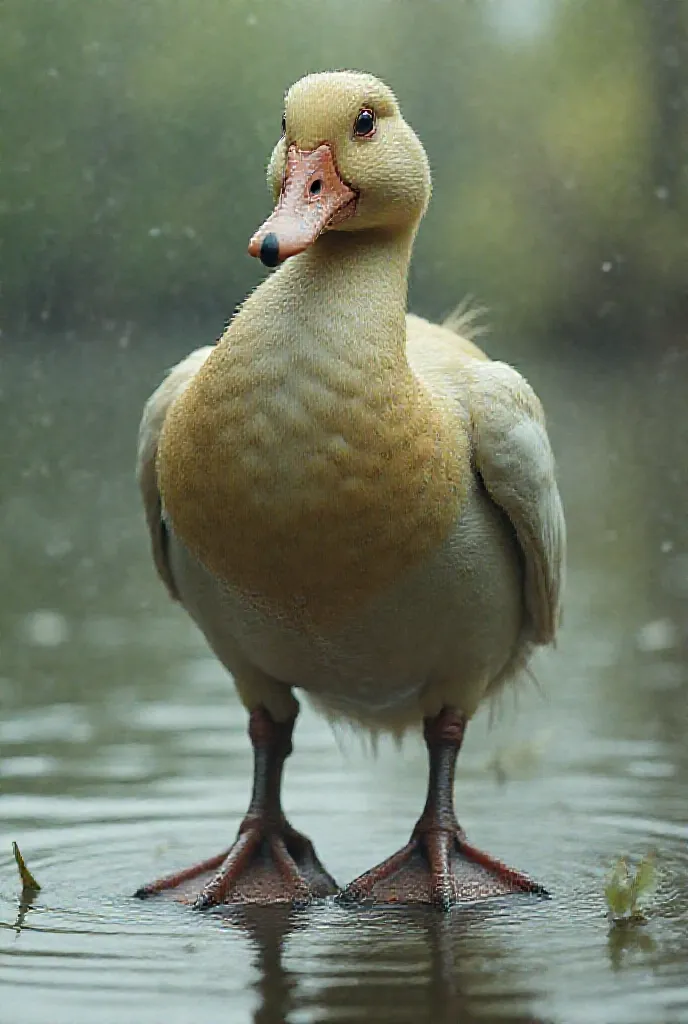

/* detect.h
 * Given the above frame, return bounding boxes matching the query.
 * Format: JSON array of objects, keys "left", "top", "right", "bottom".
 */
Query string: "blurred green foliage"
[{"left": 1, "top": 0, "right": 686, "bottom": 349}]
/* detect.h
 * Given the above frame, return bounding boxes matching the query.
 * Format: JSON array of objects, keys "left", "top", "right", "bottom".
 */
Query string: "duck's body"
[{"left": 136, "top": 71, "right": 565, "bottom": 909}]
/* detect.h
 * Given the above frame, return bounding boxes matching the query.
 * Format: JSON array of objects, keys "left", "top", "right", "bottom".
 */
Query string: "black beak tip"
[{"left": 259, "top": 233, "right": 281, "bottom": 268}]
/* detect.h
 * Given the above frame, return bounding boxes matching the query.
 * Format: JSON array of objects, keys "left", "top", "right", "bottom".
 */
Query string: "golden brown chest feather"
[{"left": 156, "top": 337, "right": 469, "bottom": 627}]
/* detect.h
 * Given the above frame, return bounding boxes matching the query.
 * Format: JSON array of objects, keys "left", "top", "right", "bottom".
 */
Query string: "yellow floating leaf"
[{"left": 12, "top": 842, "right": 41, "bottom": 892}]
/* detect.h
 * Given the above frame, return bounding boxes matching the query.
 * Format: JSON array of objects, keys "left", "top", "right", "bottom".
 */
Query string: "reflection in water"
[
  {"left": 607, "top": 921, "right": 657, "bottom": 974},
  {"left": 294, "top": 904, "right": 542, "bottom": 1024},
  {"left": 228, "top": 901, "right": 550, "bottom": 1024},
  {"left": 221, "top": 907, "right": 302, "bottom": 1024},
  {"left": 0, "top": 334, "right": 687, "bottom": 1024}
]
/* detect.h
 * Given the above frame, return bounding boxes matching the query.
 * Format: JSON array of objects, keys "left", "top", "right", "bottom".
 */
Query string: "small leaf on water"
[
  {"left": 12, "top": 842, "right": 41, "bottom": 892},
  {"left": 605, "top": 853, "right": 658, "bottom": 921}
]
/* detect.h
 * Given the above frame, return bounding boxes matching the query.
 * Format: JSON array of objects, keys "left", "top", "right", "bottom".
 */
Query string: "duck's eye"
[
  {"left": 281, "top": 113, "right": 286, "bottom": 135},
  {"left": 353, "top": 108, "right": 376, "bottom": 138}
]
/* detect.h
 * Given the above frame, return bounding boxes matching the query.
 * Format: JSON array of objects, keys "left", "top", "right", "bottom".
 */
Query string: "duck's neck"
[{"left": 232, "top": 226, "right": 416, "bottom": 371}]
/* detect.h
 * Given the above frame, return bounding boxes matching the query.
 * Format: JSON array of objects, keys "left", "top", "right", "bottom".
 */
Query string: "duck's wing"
[
  {"left": 407, "top": 315, "right": 564, "bottom": 645},
  {"left": 467, "top": 360, "right": 566, "bottom": 645},
  {"left": 137, "top": 347, "right": 214, "bottom": 601}
]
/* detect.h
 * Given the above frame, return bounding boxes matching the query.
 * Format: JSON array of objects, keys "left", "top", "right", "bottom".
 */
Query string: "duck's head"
[{"left": 248, "top": 71, "right": 431, "bottom": 267}]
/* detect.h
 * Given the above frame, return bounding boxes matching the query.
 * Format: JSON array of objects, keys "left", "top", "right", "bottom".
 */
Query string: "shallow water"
[{"left": 1, "top": 332, "right": 688, "bottom": 1024}]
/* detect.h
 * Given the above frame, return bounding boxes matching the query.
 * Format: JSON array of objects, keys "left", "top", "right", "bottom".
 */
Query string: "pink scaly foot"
[
  {"left": 338, "top": 707, "right": 547, "bottom": 910},
  {"left": 134, "top": 707, "right": 338, "bottom": 908}
]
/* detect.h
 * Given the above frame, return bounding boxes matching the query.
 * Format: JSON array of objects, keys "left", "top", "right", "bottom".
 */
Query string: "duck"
[{"left": 134, "top": 70, "right": 565, "bottom": 911}]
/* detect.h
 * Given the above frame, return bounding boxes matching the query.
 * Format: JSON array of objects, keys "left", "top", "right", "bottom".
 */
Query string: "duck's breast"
[{"left": 167, "top": 472, "right": 525, "bottom": 725}]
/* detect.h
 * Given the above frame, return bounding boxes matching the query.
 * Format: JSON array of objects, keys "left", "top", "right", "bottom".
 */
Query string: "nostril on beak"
[{"left": 309, "top": 179, "right": 323, "bottom": 196}]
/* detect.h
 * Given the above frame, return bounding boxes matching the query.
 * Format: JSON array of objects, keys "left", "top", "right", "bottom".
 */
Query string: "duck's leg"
[
  {"left": 339, "top": 706, "right": 547, "bottom": 910},
  {"left": 134, "top": 706, "right": 338, "bottom": 908}
]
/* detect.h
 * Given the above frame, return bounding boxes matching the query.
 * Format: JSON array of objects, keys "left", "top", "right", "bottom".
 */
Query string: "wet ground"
[{"left": 1, "top": 331, "right": 687, "bottom": 1023}]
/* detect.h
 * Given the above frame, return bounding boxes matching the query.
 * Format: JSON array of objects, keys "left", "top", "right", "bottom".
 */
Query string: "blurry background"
[
  {"left": 1, "top": 3, "right": 688, "bottom": 1023},
  {"left": 2, "top": 0, "right": 687, "bottom": 343}
]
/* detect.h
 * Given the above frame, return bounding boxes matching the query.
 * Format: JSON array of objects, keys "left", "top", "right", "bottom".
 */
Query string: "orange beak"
[{"left": 248, "top": 144, "right": 357, "bottom": 267}]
